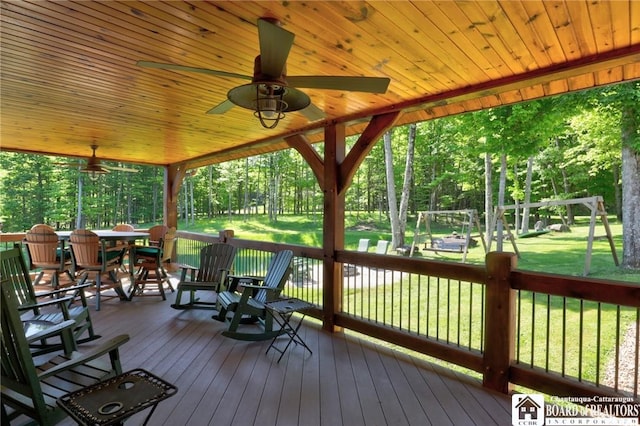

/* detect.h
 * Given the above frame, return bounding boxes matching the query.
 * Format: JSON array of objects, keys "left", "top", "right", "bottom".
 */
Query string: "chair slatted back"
[
  {"left": 112, "top": 224, "right": 135, "bottom": 247},
  {"left": 1, "top": 272, "right": 47, "bottom": 420},
  {"left": 69, "top": 229, "right": 101, "bottom": 267},
  {"left": 0, "top": 247, "right": 39, "bottom": 311},
  {"left": 357, "top": 239, "right": 370, "bottom": 252},
  {"left": 254, "top": 249, "right": 293, "bottom": 304},
  {"left": 375, "top": 240, "right": 389, "bottom": 255},
  {"left": 147, "top": 225, "right": 169, "bottom": 247},
  {"left": 197, "top": 243, "right": 236, "bottom": 283},
  {"left": 24, "top": 224, "right": 62, "bottom": 268},
  {"left": 112, "top": 224, "right": 134, "bottom": 232}
]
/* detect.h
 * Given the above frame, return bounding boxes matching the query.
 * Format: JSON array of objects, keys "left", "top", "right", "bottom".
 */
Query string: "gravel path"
[{"left": 603, "top": 322, "right": 639, "bottom": 395}]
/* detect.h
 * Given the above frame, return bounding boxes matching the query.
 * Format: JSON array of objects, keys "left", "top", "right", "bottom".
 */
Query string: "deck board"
[{"left": 50, "top": 284, "right": 512, "bottom": 426}]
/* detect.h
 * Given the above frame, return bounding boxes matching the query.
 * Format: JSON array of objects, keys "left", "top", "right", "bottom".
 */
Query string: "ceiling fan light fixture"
[
  {"left": 82, "top": 167, "right": 108, "bottom": 181},
  {"left": 227, "top": 82, "right": 310, "bottom": 129}
]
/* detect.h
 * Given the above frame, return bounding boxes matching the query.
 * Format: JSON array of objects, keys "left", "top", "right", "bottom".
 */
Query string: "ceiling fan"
[
  {"left": 137, "top": 17, "right": 390, "bottom": 129},
  {"left": 56, "top": 145, "right": 139, "bottom": 180}
]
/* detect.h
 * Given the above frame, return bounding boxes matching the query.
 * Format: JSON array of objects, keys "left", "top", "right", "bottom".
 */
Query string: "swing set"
[
  {"left": 489, "top": 195, "right": 619, "bottom": 276},
  {"left": 409, "top": 209, "right": 487, "bottom": 262}
]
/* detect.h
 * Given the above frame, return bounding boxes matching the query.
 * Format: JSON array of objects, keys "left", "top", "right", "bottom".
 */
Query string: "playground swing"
[
  {"left": 489, "top": 196, "right": 619, "bottom": 276},
  {"left": 409, "top": 209, "right": 487, "bottom": 262}
]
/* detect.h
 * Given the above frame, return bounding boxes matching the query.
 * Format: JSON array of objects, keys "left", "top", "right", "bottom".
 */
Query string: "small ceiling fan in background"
[
  {"left": 137, "top": 17, "right": 390, "bottom": 129},
  {"left": 55, "top": 145, "right": 139, "bottom": 180}
]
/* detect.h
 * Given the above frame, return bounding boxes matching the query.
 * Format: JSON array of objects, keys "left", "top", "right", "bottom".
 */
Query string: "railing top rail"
[{"left": 512, "top": 270, "right": 640, "bottom": 307}]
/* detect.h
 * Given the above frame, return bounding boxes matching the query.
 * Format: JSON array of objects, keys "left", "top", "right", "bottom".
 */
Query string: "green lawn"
[{"left": 178, "top": 212, "right": 638, "bottom": 282}]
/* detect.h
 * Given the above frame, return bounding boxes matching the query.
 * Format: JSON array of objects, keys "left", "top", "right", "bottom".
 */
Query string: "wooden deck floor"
[{"left": 56, "top": 281, "right": 512, "bottom": 426}]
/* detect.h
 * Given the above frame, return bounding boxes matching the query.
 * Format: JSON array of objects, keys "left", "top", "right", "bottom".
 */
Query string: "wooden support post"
[
  {"left": 322, "top": 123, "right": 346, "bottom": 333},
  {"left": 483, "top": 251, "right": 517, "bottom": 394}
]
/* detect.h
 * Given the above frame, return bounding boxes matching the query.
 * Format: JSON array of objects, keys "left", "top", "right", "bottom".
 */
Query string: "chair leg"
[
  {"left": 95, "top": 274, "right": 102, "bottom": 311},
  {"left": 170, "top": 287, "right": 184, "bottom": 309}
]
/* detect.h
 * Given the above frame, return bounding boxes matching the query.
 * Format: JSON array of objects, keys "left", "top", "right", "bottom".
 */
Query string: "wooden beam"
[
  {"left": 164, "top": 164, "right": 186, "bottom": 230},
  {"left": 285, "top": 134, "right": 325, "bottom": 190},
  {"left": 339, "top": 111, "right": 401, "bottom": 195},
  {"left": 322, "top": 123, "right": 346, "bottom": 333}
]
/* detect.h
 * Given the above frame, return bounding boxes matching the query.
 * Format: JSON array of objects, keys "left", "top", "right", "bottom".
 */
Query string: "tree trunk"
[
  {"left": 383, "top": 132, "right": 401, "bottom": 248},
  {"left": 208, "top": 165, "right": 213, "bottom": 218},
  {"left": 621, "top": 104, "right": 640, "bottom": 269},
  {"left": 496, "top": 154, "right": 507, "bottom": 251},
  {"left": 520, "top": 156, "right": 534, "bottom": 233},
  {"left": 556, "top": 137, "right": 574, "bottom": 224},
  {"left": 397, "top": 124, "right": 416, "bottom": 249},
  {"left": 613, "top": 165, "right": 622, "bottom": 221},
  {"left": 484, "top": 152, "right": 493, "bottom": 247}
]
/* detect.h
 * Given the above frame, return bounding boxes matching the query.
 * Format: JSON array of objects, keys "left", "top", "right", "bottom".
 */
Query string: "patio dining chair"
[
  {"left": 23, "top": 224, "right": 74, "bottom": 290},
  {"left": 146, "top": 224, "right": 170, "bottom": 247},
  {"left": 68, "top": 229, "right": 128, "bottom": 310},
  {"left": 129, "top": 227, "right": 177, "bottom": 300},
  {"left": 111, "top": 223, "right": 136, "bottom": 272}
]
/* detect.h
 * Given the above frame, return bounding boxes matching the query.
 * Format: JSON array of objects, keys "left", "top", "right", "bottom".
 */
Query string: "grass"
[{"left": 179, "top": 212, "right": 639, "bottom": 282}]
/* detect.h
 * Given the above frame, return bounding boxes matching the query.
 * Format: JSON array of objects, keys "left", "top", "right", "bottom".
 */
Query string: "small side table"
[
  {"left": 57, "top": 369, "right": 177, "bottom": 425},
  {"left": 265, "top": 297, "right": 314, "bottom": 363}
]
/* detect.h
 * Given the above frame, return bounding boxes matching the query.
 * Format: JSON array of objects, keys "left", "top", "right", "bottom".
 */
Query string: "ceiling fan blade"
[
  {"left": 257, "top": 18, "right": 294, "bottom": 78},
  {"left": 137, "top": 61, "right": 252, "bottom": 81},
  {"left": 206, "top": 99, "right": 235, "bottom": 115},
  {"left": 287, "top": 75, "right": 390, "bottom": 94},
  {"left": 102, "top": 165, "right": 139, "bottom": 173},
  {"left": 300, "top": 103, "right": 326, "bottom": 122}
]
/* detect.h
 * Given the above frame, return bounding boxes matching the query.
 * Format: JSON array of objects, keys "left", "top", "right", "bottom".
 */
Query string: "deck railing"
[
  {"left": 174, "top": 230, "right": 639, "bottom": 401},
  {"left": 3, "top": 230, "right": 637, "bottom": 401}
]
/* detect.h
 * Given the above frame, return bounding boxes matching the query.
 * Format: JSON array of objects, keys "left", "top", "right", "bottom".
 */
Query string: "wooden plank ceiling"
[{"left": 1, "top": 1, "right": 639, "bottom": 170}]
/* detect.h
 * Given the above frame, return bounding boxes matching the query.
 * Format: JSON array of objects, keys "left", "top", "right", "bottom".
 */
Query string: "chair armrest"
[
  {"left": 38, "top": 334, "right": 130, "bottom": 380},
  {"left": 178, "top": 264, "right": 198, "bottom": 281},
  {"left": 34, "top": 282, "right": 92, "bottom": 299},
  {"left": 237, "top": 283, "right": 278, "bottom": 291},
  {"left": 24, "top": 319, "right": 76, "bottom": 344},
  {"left": 227, "top": 275, "right": 264, "bottom": 292},
  {"left": 17, "top": 296, "right": 75, "bottom": 312},
  {"left": 228, "top": 274, "right": 264, "bottom": 282}
]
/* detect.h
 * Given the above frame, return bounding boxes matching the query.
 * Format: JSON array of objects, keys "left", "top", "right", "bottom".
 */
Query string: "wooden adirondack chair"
[
  {"left": 171, "top": 243, "right": 237, "bottom": 310},
  {"left": 23, "top": 224, "right": 74, "bottom": 289},
  {"left": 68, "top": 229, "right": 128, "bottom": 310},
  {"left": 129, "top": 227, "right": 177, "bottom": 300},
  {"left": 0, "top": 247, "right": 100, "bottom": 356},
  {"left": 1, "top": 278, "right": 130, "bottom": 426},
  {"left": 215, "top": 249, "right": 293, "bottom": 341}
]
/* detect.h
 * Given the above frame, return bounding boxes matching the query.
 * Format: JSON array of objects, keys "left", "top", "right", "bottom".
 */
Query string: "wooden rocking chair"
[
  {"left": 1, "top": 277, "right": 129, "bottom": 426},
  {"left": 0, "top": 247, "right": 100, "bottom": 356},
  {"left": 215, "top": 249, "right": 293, "bottom": 341},
  {"left": 171, "top": 243, "right": 237, "bottom": 310}
]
